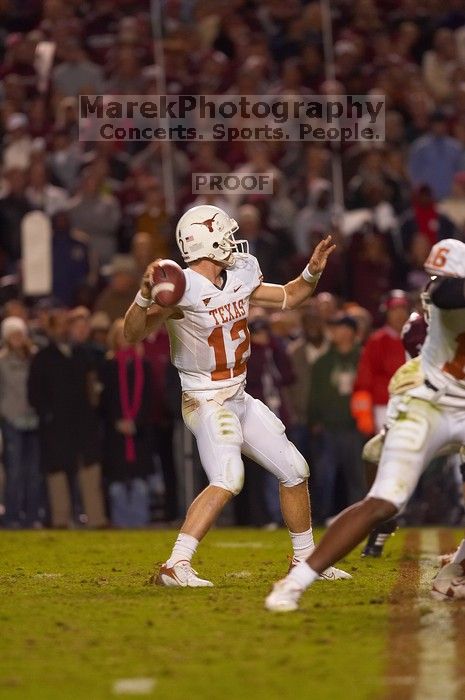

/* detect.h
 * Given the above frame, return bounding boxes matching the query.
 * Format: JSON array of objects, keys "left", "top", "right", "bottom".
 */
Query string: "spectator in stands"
[
  {"left": 438, "top": 171, "right": 465, "bottom": 237},
  {"left": 26, "top": 160, "right": 68, "bottom": 216},
  {"left": 422, "top": 28, "right": 459, "bottom": 104},
  {"left": 68, "top": 306, "right": 92, "bottom": 349},
  {"left": 87, "top": 311, "right": 111, "bottom": 371},
  {"left": 105, "top": 45, "right": 144, "bottom": 94},
  {"left": 352, "top": 290, "right": 410, "bottom": 436},
  {"left": 408, "top": 111, "right": 464, "bottom": 200},
  {"left": 28, "top": 309, "right": 106, "bottom": 528},
  {"left": 143, "top": 324, "right": 178, "bottom": 522},
  {"left": 237, "top": 204, "right": 279, "bottom": 281},
  {"left": 399, "top": 184, "right": 458, "bottom": 255},
  {"left": 2, "top": 113, "right": 33, "bottom": 171},
  {"left": 68, "top": 167, "right": 121, "bottom": 266},
  {"left": 135, "top": 180, "right": 170, "bottom": 260},
  {"left": 405, "top": 234, "right": 432, "bottom": 292},
  {"left": 287, "top": 304, "right": 330, "bottom": 458},
  {"left": 100, "top": 319, "right": 152, "bottom": 528},
  {"left": 0, "top": 167, "right": 31, "bottom": 271},
  {"left": 348, "top": 229, "right": 396, "bottom": 317},
  {"left": 308, "top": 313, "right": 364, "bottom": 524},
  {"left": 51, "top": 210, "right": 95, "bottom": 308},
  {"left": 0, "top": 316, "right": 40, "bottom": 528},
  {"left": 94, "top": 254, "right": 139, "bottom": 322},
  {"left": 52, "top": 38, "right": 104, "bottom": 97},
  {"left": 131, "top": 232, "right": 155, "bottom": 279},
  {"left": 47, "top": 128, "right": 81, "bottom": 191},
  {"left": 292, "top": 179, "right": 336, "bottom": 256}
]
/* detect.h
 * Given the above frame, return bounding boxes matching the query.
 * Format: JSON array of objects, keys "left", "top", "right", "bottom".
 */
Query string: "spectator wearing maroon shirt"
[{"left": 352, "top": 290, "right": 410, "bottom": 435}]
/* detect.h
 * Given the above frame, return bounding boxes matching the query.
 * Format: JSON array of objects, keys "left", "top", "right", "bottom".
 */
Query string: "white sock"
[
  {"left": 166, "top": 533, "right": 199, "bottom": 566},
  {"left": 452, "top": 538, "right": 465, "bottom": 564},
  {"left": 289, "top": 527, "right": 315, "bottom": 562},
  {"left": 287, "top": 561, "right": 319, "bottom": 589}
]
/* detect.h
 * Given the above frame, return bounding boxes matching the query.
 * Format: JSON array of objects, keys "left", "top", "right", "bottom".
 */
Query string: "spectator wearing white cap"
[
  {"left": 2, "top": 113, "right": 32, "bottom": 171},
  {"left": 0, "top": 316, "right": 41, "bottom": 528}
]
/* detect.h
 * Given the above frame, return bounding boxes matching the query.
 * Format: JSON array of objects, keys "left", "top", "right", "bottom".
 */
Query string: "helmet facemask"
[{"left": 216, "top": 223, "right": 249, "bottom": 266}]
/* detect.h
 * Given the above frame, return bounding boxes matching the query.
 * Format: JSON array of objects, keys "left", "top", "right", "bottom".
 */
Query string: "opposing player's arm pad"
[{"left": 429, "top": 277, "right": 465, "bottom": 309}]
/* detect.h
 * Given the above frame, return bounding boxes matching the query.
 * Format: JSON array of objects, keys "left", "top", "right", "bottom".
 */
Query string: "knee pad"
[
  {"left": 211, "top": 455, "right": 245, "bottom": 495},
  {"left": 281, "top": 442, "right": 310, "bottom": 487}
]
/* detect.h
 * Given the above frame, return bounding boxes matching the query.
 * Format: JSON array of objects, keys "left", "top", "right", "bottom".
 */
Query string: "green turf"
[{"left": 0, "top": 528, "right": 410, "bottom": 700}]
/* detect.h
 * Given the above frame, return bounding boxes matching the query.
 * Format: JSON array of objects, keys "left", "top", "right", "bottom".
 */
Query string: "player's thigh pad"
[
  {"left": 182, "top": 396, "right": 245, "bottom": 495},
  {"left": 368, "top": 398, "right": 448, "bottom": 510},
  {"left": 241, "top": 395, "right": 309, "bottom": 486}
]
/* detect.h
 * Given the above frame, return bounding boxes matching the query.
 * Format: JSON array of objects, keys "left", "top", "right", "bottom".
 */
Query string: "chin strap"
[{"left": 281, "top": 286, "right": 288, "bottom": 310}]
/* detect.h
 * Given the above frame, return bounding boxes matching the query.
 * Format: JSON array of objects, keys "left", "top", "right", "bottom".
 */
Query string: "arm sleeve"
[{"left": 429, "top": 277, "right": 465, "bottom": 309}]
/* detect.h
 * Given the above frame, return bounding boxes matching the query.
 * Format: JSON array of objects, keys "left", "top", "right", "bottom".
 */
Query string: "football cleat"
[
  {"left": 288, "top": 556, "right": 352, "bottom": 580},
  {"left": 431, "top": 561, "right": 465, "bottom": 601},
  {"left": 319, "top": 565, "right": 352, "bottom": 580},
  {"left": 361, "top": 518, "right": 399, "bottom": 558},
  {"left": 152, "top": 560, "right": 214, "bottom": 588},
  {"left": 265, "top": 578, "right": 304, "bottom": 612}
]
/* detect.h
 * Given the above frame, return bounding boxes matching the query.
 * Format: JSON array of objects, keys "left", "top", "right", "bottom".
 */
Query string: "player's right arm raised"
[
  {"left": 123, "top": 263, "right": 172, "bottom": 343},
  {"left": 251, "top": 234, "right": 336, "bottom": 310}
]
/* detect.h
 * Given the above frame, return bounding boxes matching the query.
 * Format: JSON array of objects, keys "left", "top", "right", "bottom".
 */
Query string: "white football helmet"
[
  {"left": 424, "top": 239, "right": 465, "bottom": 278},
  {"left": 176, "top": 205, "right": 248, "bottom": 265}
]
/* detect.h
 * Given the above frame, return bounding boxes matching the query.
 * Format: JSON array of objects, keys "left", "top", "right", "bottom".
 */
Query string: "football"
[{"left": 150, "top": 259, "right": 186, "bottom": 307}]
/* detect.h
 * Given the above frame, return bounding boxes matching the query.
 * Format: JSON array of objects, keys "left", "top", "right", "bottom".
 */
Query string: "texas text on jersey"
[{"left": 166, "top": 253, "right": 262, "bottom": 392}]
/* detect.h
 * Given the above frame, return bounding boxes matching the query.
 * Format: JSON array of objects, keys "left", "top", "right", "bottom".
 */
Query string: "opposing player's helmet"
[
  {"left": 176, "top": 205, "right": 249, "bottom": 265},
  {"left": 424, "top": 239, "right": 465, "bottom": 278}
]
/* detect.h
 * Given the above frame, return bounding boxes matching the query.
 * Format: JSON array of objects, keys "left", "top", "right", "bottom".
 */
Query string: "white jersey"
[
  {"left": 418, "top": 303, "right": 465, "bottom": 405},
  {"left": 166, "top": 253, "right": 263, "bottom": 391}
]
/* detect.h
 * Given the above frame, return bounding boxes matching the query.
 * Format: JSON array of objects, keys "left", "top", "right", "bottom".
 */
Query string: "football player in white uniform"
[
  {"left": 124, "top": 205, "right": 351, "bottom": 587},
  {"left": 266, "top": 239, "right": 465, "bottom": 611}
]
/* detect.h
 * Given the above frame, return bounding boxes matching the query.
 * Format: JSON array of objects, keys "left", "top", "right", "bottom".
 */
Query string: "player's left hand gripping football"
[{"left": 308, "top": 235, "right": 336, "bottom": 275}]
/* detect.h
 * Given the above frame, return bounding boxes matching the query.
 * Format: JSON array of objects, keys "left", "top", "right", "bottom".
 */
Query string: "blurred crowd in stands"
[{"left": 1, "top": 0, "right": 465, "bottom": 528}]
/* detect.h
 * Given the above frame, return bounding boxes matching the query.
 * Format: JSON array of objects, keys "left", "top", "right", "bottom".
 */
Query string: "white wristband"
[
  {"left": 135, "top": 291, "right": 153, "bottom": 309},
  {"left": 302, "top": 266, "right": 321, "bottom": 284}
]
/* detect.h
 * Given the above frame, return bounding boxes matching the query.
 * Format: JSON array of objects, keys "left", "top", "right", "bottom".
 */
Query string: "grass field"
[{"left": 1, "top": 527, "right": 464, "bottom": 700}]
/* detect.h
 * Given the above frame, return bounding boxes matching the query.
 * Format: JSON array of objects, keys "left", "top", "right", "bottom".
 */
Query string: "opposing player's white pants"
[
  {"left": 368, "top": 395, "right": 465, "bottom": 510},
  {"left": 181, "top": 385, "right": 309, "bottom": 495}
]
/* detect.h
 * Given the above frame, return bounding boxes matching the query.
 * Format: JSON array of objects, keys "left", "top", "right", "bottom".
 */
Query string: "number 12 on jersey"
[{"left": 208, "top": 319, "right": 250, "bottom": 381}]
